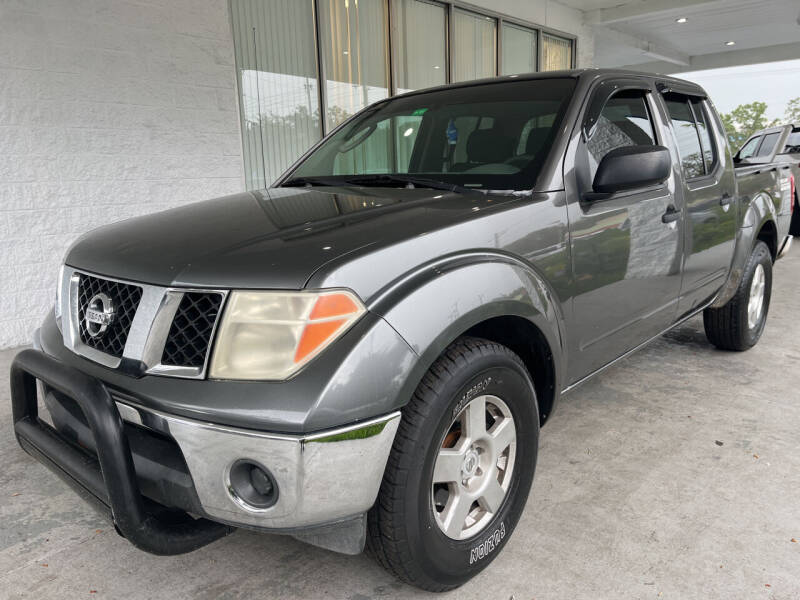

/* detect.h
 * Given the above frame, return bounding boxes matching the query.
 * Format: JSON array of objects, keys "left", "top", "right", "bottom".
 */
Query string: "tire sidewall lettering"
[{"left": 469, "top": 522, "right": 506, "bottom": 565}]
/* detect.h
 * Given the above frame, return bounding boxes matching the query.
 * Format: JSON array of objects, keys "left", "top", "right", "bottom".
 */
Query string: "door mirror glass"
[{"left": 592, "top": 145, "right": 671, "bottom": 194}]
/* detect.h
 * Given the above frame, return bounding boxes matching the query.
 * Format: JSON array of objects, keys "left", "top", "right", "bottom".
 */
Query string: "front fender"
[{"left": 370, "top": 253, "right": 566, "bottom": 407}]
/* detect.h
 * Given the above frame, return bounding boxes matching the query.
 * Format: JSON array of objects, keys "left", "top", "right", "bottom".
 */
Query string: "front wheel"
[
  {"left": 703, "top": 240, "right": 772, "bottom": 351},
  {"left": 367, "top": 337, "right": 539, "bottom": 592}
]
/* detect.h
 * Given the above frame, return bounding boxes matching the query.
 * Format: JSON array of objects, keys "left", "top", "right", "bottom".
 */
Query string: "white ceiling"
[
  {"left": 558, "top": 0, "right": 636, "bottom": 10},
  {"left": 561, "top": 0, "right": 800, "bottom": 72}
]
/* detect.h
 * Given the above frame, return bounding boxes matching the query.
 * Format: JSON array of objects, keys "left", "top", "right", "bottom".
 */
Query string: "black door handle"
[
  {"left": 662, "top": 205, "right": 680, "bottom": 224},
  {"left": 720, "top": 193, "right": 733, "bottom": 206}
]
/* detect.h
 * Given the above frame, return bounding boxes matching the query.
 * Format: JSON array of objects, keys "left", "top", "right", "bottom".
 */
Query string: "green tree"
[
  {"left": 719, "top": 101, "right": 779, "bottom": 150},
  {"left": 720, "top": 102, "right": 772, "bottom": 148},
  {"left": 785, "top": 97, "right": 800, "bottom": 124}
]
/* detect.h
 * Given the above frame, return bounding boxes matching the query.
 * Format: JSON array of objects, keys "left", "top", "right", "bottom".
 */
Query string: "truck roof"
[{"left": 392, "top": 68, "right": 709, "bottom": 102}]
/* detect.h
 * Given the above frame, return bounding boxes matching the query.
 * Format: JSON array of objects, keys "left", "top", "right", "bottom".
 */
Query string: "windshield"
[{"left": 283, "top": 78, "right": 576, "bottom": 192}]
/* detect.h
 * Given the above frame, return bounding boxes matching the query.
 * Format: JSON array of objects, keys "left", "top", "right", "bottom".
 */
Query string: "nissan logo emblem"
[{"left": 85, "top": 293, "right": 115, "bottom": 338}]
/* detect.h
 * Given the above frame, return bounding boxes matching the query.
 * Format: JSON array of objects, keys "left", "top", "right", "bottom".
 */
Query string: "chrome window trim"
[{"left": 61, "top": 266, "right": 227, "bottom": 379}]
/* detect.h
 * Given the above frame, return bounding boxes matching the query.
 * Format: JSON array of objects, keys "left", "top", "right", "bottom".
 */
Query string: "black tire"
[
  {"left": 367, "top": 337, "right": 538, "bottom": 591},
  {"left": 703, "top": 240, "right": 772, "bottom": 351}
]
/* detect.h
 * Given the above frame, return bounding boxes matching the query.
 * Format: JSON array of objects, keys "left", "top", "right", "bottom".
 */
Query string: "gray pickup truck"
[
  {"left": 734, "top": 123, "right": 800, "bottom": 237},
  {"left": 11, "top": 69, "right": 794, "bottom": 591}
]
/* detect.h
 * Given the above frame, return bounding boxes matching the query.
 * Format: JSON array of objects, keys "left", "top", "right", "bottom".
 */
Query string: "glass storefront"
[
  {"left": 392, "top": 0, "right": 448, "bottom": 93},
  {"left": 231, "top": 0, "right": 575, "bottom": 189},
  {"left": 230, "top": 0, "right": 322, "bottom": 189},
  {"left": 501, "top": 22, "right": 537, "bottom": 76},
  {"left": 542, "top": 32, "right": 574, "bottom": 71},
  {"left": 452, "top": 9, "right": 496, "bottom": 82},
  {"left": 318, "top": 0, "right": 390, "bottom": 130}
]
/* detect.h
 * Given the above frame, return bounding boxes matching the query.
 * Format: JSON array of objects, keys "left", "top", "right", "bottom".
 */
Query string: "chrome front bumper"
[{"left": 115, "top": 399, "right": 400, "bottom": 531}]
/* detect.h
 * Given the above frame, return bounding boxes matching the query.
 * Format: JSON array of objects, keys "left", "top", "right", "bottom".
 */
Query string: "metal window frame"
[{"left": 229, "top": 0, "right": 578, "bottom": 181}]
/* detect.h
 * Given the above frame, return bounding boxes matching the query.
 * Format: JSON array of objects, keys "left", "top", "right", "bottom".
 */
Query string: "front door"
[{"left": 564, "top": 81, "right": 684, "bottom": 383}]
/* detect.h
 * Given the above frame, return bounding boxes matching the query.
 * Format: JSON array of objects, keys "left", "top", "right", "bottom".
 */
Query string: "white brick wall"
[{"left": 0, "top": 0, "right": 244, "bottom": 348}]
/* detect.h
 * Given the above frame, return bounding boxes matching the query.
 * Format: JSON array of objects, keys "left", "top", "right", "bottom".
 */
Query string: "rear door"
[
  {"left": 660, "top": 92, "right": 737, "bottom": 315},
  {"left": 564, "top": 79, "right": 684, "bottom": 382}
]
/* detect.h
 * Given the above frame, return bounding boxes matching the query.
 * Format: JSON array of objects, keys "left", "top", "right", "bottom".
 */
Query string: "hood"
[{"left": 65, "top": 186, "right": 522, "bottom": 290}]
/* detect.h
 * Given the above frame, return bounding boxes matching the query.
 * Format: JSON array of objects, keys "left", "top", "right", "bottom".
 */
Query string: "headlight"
[
  {"left": 209, "top": 290, "right": 366, "bottom": 380},
  {"left": 54, "top": 264, "right": 65, "bottom": 331}
]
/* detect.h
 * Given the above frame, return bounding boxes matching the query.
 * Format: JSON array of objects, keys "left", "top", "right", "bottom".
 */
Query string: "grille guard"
[{"left": 10, "top": 348, "right": 232, "bottom": 555}]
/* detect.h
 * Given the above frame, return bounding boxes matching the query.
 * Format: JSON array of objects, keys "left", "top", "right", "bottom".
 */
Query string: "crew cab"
[{"left": 10, "top": 69, "right": 794, "bottom": 591}]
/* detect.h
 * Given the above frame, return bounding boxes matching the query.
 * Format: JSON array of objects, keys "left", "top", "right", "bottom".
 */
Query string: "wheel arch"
[
  {"left": 373, "top": 256, "right": 566, "bottom": 427},
  {"left": 463, "top": 315, "right": 557, "bottom": 426},
  {"left": 756, "top": 218, "right": 778, "bottom": 261},
  {"left": 712, "top": 194, "right": 779, "bottom": 308}
]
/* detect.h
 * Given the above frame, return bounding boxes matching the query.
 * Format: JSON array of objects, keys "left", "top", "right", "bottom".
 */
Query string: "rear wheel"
[
  {"left": 703, "top": 240, "right": 772, "bottom": 351},
  {"left": 367, "top": 337, "right": 538, "bottom": 591}
]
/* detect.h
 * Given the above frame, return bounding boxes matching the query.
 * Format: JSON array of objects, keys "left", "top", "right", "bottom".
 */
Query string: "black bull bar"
[{"left": 10, "top": 348, "right": 232, "bottom": 555}]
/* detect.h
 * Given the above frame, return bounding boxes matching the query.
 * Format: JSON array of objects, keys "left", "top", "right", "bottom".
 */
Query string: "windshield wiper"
[
  {"left": 343, "top": 174, "right": 476, "bottom": 195},
  {"left": 281, "top": 176, "right": 344, "bottom": 188},
  {"left": 283, "top": 173, "right": 479, "bottom": 195}
]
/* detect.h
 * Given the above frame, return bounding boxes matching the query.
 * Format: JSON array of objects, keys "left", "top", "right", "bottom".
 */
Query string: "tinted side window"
[
  {"left": 756, "top": 132, "right": 780, "bottom": 157},
  {"left": 784, "top": 131, "right": 800, "bottom": 153},
  {"left": 665, "top": 94, "right": 704, "bottom": 179},
  {"left": 691, "top": 98, "right": 716, "bottom": 173},
  {"left": 586, "top": 90, "right": 656, "bottom": 178},
  {"left": 738, "top": 136, "right": 761, "bottom": 159}
]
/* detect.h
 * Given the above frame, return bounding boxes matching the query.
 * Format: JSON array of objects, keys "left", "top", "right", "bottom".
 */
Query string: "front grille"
[
  {"left": 161, "top": 292, "right": 224, "bottom": 368},
  {"left": 77, "top": 274, "right": 143, "bottom": 358}
]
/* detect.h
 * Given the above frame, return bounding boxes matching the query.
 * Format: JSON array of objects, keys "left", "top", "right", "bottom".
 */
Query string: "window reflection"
[{"left": 231, "top": 0, "right": 322, "bottom": 189}]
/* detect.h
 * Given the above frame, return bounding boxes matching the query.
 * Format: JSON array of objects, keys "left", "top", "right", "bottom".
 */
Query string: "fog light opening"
[{"left": 227, "top": 460, "right": 279, "bottom": 510}]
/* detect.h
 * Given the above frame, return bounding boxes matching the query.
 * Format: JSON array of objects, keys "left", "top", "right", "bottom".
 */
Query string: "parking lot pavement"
[{"left": 2, "top": 251, "right": 799, "bottom": 600}]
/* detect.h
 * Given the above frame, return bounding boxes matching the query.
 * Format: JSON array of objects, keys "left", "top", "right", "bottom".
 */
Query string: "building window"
[
  {"left": 318, "top": 0, "right": 390, "bottom": 131},
  {"left": 230, "top": 0, "right": 322, "bottom": 190},
  {"left": 501, "top": 22, "right": 537, "bottom": 76},
  {"left": 541, "top": 33, "right": 573, "bottom": 71},
  {"left": 392, "top": 0, "right": 447, "bottom": 94},
  {"left": 230, "top": 0, "right": 576, "bottom": 190},
  {"left": 452, "top": 9, "right": 496, "bottom": 83}
]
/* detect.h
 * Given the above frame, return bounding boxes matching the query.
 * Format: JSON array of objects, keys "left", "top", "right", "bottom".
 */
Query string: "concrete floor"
[{"left": 2, "top": 253, "right": 799, "bottom": 600}]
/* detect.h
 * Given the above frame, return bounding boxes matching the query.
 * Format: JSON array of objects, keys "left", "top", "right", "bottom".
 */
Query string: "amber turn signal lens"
[
  {"left": 295, "top": 319, "right": 347, "bottom": 363},
  {"left": 309, "top": 293, "right": 360, "bottom": 320},
  {"left": 295, "top": 293, "right": 363, "bottom": 363}
]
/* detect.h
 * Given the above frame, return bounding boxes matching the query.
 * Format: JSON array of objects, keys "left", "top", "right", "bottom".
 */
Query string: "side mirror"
[{"left": 592, "top": 145, "right": 671, "bottom": 195}]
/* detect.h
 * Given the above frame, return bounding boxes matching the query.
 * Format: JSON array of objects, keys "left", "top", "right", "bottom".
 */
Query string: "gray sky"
[{"left": 673, "top": 59, "right": 800, "bottom": 122}]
